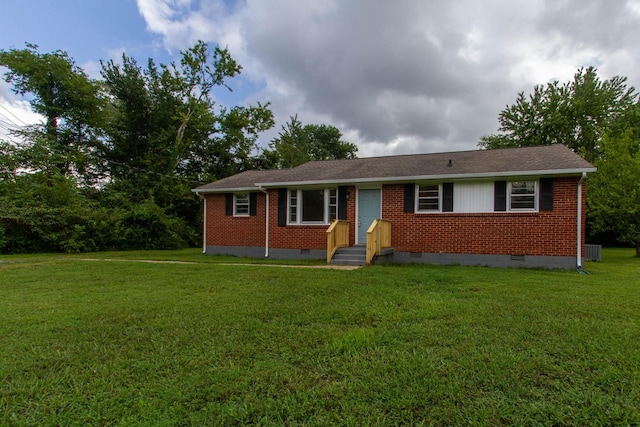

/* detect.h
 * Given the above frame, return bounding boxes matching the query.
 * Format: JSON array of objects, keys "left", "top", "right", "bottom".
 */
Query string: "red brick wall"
[
  {"left": 266, "top": 187, "right": 357, "bottom": 250},
  {"left": 205, "top": 187, "right": 357, "bottom": 250},
  {"left": 383, "top": 177, "right": 584, "bottom": 257},
  {"left": 204, "top": 178, "right": 586, "bottom": 257},
  {"left": 204, "top": 192, "right": 266, "bottom": 247}
]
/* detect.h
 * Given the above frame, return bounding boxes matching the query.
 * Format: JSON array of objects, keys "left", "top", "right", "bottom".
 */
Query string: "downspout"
[
  {"left": 576, "top": 172, "right": 587, "bottom": 269},
  {"left": 259, "top": 187, "right": 269, "bottom": 258},
  {"left": 194, "top": 192, "right": 207, "bottom": 254}
]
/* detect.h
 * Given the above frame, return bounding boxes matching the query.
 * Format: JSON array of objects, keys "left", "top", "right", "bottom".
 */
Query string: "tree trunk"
[{"left": 636, "top": 242, "right": 640, "bottom": 257}]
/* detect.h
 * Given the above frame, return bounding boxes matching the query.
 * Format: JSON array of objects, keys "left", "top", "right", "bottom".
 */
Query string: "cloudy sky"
[{"left": 2, "top": 0, "right": 640, "bottom": 157}]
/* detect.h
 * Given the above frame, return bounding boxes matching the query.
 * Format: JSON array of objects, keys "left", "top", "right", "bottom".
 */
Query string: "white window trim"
[
  {"left": 288, "top": 188, "right": 338, "bottom": 225},
  {"left": 233, "top": 193, "right": 250, "bottom": 216},
  {"left": 508, "top": 180, "right": 538, "bottom": 211},
  {"left": 415, "top": 183, "right": 442, "bottom": 213}
]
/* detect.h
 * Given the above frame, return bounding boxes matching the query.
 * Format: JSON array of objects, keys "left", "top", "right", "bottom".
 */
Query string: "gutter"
[
  {"left": 194, "top": 191, "right": 207, "bottom": 254},
  {"left": 254, "top": 167, "right": 597, "bottom": 189},
  {"left": 576, "top": 172, "right": 587, "bottom": 268},
  {"left": 192, "top": 168, "right": 597, "bottom": 194},
  {"left": 259, "top": 187, "right": 269, "bottom": 258},
  {"left": 191, "top": 186, "right": 259, "bottom": 194}
]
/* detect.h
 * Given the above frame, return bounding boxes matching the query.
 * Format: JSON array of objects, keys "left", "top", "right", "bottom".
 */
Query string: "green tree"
[
  {"left": 0, "top": 172, "right": 99, "bottom": 253},
  {"left": 100, "top": 41, "right": 274, "bottom": 247},
  {"left": 269, "top": 115, "right": 357, "bottom": 168},
  {"left": 588, "top": 131, "right": 640, "bottom": 255},
  {"left": 101, "top": 41, "right": 274, "bottom": 190},
  {"left": 0, "top": 43, "right": 107, "bottom": 181},
  {"left": 0, "top": 41, "right": 274, "bottom": 253},
  {"left": 0, "top": 141, "right": 18, "bottom": 181},
  {"left": 269, "top": 115, "right": 310, "bottom": 168},
  {"left": 479, "top": 67, "right": 638, "bottom": 163}
]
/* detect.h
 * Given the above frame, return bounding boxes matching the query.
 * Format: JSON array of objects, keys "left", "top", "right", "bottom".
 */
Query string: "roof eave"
[
  {"left": 255, "top": 167, "right": 597, "bottom": 188},
  {"left": 192, "top": 186, "right": 262, "bottom": 194}
]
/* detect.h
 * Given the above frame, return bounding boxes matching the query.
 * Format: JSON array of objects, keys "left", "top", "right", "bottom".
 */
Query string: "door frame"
[{"left": 355, "top": 187, "right": 382, "bottom": 244}]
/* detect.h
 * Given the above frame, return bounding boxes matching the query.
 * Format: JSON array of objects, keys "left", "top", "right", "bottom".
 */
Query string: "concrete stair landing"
[{"left": 330, "top": 245, "right": 367, "bottom": 266}]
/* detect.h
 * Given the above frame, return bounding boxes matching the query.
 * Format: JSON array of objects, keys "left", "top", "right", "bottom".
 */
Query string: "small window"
[
  {"left": 510, "top": 181, "right": 536, "bottom": 210},
  {"left": 234, "top": 193, "right": 250, "bottom": 216},
  {"left": 289, "top": 191, "right": 298, "bottom": 222},
  {"left": 329, "top": 188, "right": 338, "bottom": 221},
  {"left": 416, "top": 184, "right": 440, "bottom": 212}
]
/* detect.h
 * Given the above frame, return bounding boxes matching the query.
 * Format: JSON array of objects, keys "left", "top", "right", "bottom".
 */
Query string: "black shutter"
[
  {"left": 442, "top": 182, "right": 454, "bottom": 212},
  {"left": 539, "top": 178, "right": 554, "bottom": 211},
  {"left": 225, "top": 193, "right": 233, "bottom": 216},
  {"left": 338, "top": 186, "right": 348, "bottom": 220},
  {"left": 249, "top": 192, "right": 257, "bottom": 216},
  {"left": 494, "top": 181, "right": 507, "bottom": 211},
  {"left": 404, "top": 184, "right": 415, "bottom": 213},
  {"left": 277, "top": 188, "right": 287, "bottom": 226}
]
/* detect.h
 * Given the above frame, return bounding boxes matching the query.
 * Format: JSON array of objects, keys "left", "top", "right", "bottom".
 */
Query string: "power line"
[
  {"left": 0, "top": 112, "right": 23, "bottom": 145},
  {"left": 0, "top": 103, "right": 29, "bottom": 126},
  {"left": 0, "top": 113, "right": 206, "bottom": 185},
  {"left": 0, "top": 117, "right": 13, "bottom": 128},
  {"left": 1, "top": 137, "right": 205, "bottom": 185},
  {"left": 0, "top": 111, "right": 21, "bottom": 130}
]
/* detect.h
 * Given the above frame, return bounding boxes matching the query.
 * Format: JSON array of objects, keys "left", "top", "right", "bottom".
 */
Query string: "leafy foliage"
[
  {"left": 0, "top": 173, "right": 198, "bottom": 254},
  {"left": 269, "top": 115, "right": 358, "bottom": 168},
  {"left": 101, "top": 42, "right": 275, "bottom": 187},
  {"left": 0, "top": 41, "right": 275, "bottom": 253},
  {"left": 588, "top": 131, "right": 640, "bottom": 254},
  {"left": 0, "top": 173, "right": 98, "bottom": 253},
  {"left": 99, "top": 42, "right": 275, "bottom": 237},
  {"left": 479, "top": 67, "right": 638, "bottom": 163},
  {"left": 0, "top": 43, "right": 107, "bottom": 181}
]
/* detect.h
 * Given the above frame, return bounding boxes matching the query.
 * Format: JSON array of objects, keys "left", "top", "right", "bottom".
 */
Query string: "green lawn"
[{"left": 1, "top": 249, "right": 639, "bottom": 426}]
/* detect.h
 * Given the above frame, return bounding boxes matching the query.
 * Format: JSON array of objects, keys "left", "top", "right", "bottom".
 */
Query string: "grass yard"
[{"left": 1, "top": 249, "right": 639, "bottom": 426}]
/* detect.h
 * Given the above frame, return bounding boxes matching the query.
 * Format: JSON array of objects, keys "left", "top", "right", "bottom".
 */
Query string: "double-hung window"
[
  {"left": 416, "top": 184, "right": 440, "bottom": 212},
  {"left": 234, "top": 193, "right": 250, "bottom": 216},
  {"left": 288, "top": 188, "right": 338, "bottom": 224},
  {"left": 509, "top": 181, "right": 536, "bottom": 210}
]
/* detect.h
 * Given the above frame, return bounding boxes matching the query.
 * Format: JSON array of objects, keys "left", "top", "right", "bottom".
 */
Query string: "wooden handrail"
[
  {"left": 366, "top": 219, "right": 392, "bottom": 265},
  {"left": 326, "top": 220, "right": 350, "bottom": 264}
]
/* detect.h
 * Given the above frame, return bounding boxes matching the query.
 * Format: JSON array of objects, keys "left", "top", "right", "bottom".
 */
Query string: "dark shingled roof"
[
  {"left": 193, "top": 145, "right": 595, "bottom": 192},
  {"left": 192, "top": 169, "right": 291, "bottom": 192}
]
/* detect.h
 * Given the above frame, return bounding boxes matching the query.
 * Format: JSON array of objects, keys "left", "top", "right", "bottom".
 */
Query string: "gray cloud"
[{"left": 137, "top": 0, "right": 640, "bottom": 156}]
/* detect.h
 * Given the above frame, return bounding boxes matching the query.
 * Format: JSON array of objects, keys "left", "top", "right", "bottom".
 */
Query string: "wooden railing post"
[
  {"left": 326, "top": 220, "right": 350, "bottom": 264},
  {"left": 366, "top": 220, "right": 378, "bottom": 265},
  {"left": 366, "top": 219, "right": 392, "bottom": 265}
]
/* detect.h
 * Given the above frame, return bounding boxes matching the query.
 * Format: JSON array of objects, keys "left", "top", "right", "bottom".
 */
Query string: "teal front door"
[{"left": 357, "top": 189, "right": 381, "bottom": 244}]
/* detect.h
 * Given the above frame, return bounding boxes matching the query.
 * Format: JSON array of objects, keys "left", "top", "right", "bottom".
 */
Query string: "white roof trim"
[
  {"left": 192, "top": 186, "right": 260, "bottom": 194},
  {"left": 193, "top": 167, "right": 596, "bottom": 193},
  {"left": 255, "top": 167, "right": 597, "bottom": 188}
]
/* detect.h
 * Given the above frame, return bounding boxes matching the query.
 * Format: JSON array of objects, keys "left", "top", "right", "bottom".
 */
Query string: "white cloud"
[
  {"left": 81, "top": 61, "right": 103, "bottom": 80},
  {"left": 0, "top": 78, "right": 43, "bottom": 142}
]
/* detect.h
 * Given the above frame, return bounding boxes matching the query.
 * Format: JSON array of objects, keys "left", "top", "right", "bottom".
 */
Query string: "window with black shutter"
[
  {"left": 404, "top": 184, "right": 415, "bottom": 213},
  {"left": 539, "top": 178, "right": 554, "bottom": 211},
  {"left": 494, "top": 181, "right": 507, "bottom": 211},
  {"left": 442, "top": 182, "right": 454, "bottom": 212},
  {"left": 225, "top": 193, "right": 233, "bottom": 216},
  {"left": 277, "top": 188, "right": 287, "bottom": 226},
  {"left": 338, "top": 186, "right": 348, "bottom": 220}
]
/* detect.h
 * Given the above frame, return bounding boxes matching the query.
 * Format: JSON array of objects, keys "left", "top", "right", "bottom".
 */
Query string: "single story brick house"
[{"left": 192, "top": 145, "right": 595, "bottom": 269}]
